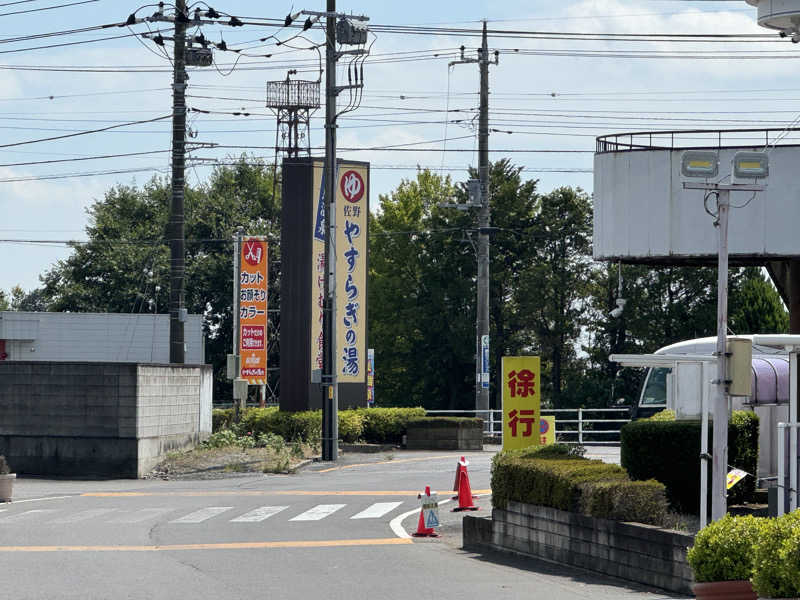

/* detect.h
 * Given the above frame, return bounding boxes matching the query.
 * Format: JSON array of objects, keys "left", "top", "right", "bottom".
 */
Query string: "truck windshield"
[{"left": 641, "top": 367, "right": 670, "bottom": 406}]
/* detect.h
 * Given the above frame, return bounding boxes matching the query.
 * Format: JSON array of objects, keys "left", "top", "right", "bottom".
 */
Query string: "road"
[{"left": 2, "top": 447, "right": 688, "bottom": 600}]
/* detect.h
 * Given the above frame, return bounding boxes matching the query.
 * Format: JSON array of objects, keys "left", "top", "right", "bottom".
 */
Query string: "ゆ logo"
[{"left": 340, "top": 170, "right": 365, "bottom": 203}]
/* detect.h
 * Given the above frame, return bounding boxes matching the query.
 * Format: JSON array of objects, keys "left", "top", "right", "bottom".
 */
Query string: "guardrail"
[
  {"left": 596, "top": 127, "right": 800, "bottom": 154},
  {"left": 425, "top": 407, "right": 631, "bottom": 446}
]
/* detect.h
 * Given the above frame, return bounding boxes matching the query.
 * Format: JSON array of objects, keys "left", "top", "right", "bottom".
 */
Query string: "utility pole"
[
  {"left": 322, "top": 0, "right": 338, "bottom": 462},
  {"left": 169, "top": 0, "right": 187, "bottom": 363},
  {"left": 476, "top": 21, "right": 491, "bottom": 416},
  {"left": 300, "top": 3, "right": 369, "bottom": 462},
  {"left": 447, "top": 22, "right": 498, "bottom": 417}
]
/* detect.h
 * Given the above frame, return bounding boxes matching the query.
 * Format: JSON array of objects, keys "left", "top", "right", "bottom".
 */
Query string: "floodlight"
[
  {"left": 732, "top": 151, "right": 769, "bottom": 183},
  {"left": 681, "top": 151, "right": 719, "bottom": 179}
]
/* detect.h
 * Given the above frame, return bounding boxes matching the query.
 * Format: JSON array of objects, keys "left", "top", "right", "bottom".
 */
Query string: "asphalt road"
[{"left": 2, "top": 447, "right": 688, "bottom": 600}]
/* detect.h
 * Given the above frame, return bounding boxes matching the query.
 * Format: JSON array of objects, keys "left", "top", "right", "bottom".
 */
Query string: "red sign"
[
  {"left": 243, "top": 239, "right": 266, "bottom": 266},
  {"left": 239, "top": 237, "right": 268, "bottom": 384},
  {"left": 241, "top": 325, "right": 265, "bottom": 350},
  {"left": 340, "top": 170, "right": 365, "bottom": 203}
]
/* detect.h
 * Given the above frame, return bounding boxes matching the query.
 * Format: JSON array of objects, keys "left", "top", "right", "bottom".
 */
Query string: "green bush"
[
  {"left": 406, "top": 416, "right": 483, "bottom": 429},
  {"left": 203, "top": 429, "right": 239, "bottom": 448},
  {"left": 212, "top": 408, "right": 234, "bottom": 432},
  {"left": 752, "top": 511, "right": 800, "bottom": 598},
  {"left": 491, "top": 448, "right": 668, "bottom": 526},
  {"left": 620, "top": 410, "right": 759, "bottom": 513},
  {"left": 356, "top": 407, "right": 425, "bottom": 444},
  {"left": 687, "top": 514, "right": 765, "bottom": 583},
  {"left": 338, "top": 411, "right": 365, "bottom": 443},
  {"left": 647, "top": 409, "right": 676, "bottom": 421}
]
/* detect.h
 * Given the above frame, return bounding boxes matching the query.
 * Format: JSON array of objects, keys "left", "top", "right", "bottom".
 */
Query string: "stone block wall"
[
  {"left": 0, "top": 361, "right": 212, "bottom": 477},
  {"left": 406, "top": 422, "right": 483, "bottom": 450},
  {"left": 463, "top": 501, "right": 694, "bottom": 594}
]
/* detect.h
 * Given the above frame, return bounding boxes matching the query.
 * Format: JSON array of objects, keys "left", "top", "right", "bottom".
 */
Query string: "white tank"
[{"left": 746, "top": 0, "right": 800, "bottom": 32}]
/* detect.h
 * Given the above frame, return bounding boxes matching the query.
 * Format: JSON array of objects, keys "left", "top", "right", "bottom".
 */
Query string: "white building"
[{"left": 0, "top": 311, "right": 205, "bottom": 364}]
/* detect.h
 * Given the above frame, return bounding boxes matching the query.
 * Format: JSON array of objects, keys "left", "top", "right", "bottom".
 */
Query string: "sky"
[{"left": 0, "top": 0, "right": 794, "bottom": 295}]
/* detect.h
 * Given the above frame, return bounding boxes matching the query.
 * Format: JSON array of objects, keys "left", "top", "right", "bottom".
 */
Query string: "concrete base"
[
  {"left": 406, "top": 424, "right": 483, "bottom": 450},
  {"left": 463, "top": 501, "right": 694, "bottom": 594}
]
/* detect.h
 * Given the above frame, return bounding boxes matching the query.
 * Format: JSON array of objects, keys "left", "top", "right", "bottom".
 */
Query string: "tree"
[
  {"left": 0, "top": 290, "right": 8, "bottom": 311},
  {"left": 514, "top": 186, "right": 593, "bottom": 407},
  {"left": 37, "top": 157, "right": 280, "bottom": 400}
]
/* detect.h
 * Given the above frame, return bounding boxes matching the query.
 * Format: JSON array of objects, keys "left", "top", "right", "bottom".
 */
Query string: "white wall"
[{"left": 0, "top": 312, "right": 205, "bottom": 364}]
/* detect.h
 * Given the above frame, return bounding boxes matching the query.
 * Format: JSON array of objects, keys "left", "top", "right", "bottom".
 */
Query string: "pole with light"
[{"left": 680, "top": 150, "right": 768, "bottom": 521}]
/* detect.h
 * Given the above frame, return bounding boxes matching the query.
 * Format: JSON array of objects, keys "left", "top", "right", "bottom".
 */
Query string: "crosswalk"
[{"left": 0, "top": 501, "right": 409, "bottom": 526}]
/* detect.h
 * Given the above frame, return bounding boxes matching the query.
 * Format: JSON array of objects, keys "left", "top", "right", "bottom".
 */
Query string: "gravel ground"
[{"left": 145, "top": 445, "right": 315, "bottom": 480}]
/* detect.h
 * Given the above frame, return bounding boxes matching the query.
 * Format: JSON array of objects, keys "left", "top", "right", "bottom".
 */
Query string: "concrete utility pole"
[
  {"left": 322, "top": 0, "right": 338, "bottom": 462},
  {"left": 476, "top": 21, "right": 491, "bottom": 415},
  {"left": 448, "top": 22, "right": 498, "bottom": 415},
  {"left": 169, "top": 0, "right": 187, "bottom": 363}
]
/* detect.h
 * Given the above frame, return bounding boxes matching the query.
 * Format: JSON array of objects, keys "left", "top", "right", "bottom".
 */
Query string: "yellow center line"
[
  {"left": 81, "top": 489, "right": 491, "bottom": 498},
  {"left": 0, "top": 538, "right": 413, "bottom": 553},
  {"left": 316, "top": 454, "right": 467, "bottom": 473}
]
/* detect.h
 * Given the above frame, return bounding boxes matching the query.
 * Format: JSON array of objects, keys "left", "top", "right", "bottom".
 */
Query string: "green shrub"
[
  {"left": 203, "top": 429, "right": 239, "bottom": 448},
  {"left": 647, "top": 409, "right": 676, "bottom": 421},
  {"left": 491, "top": 449, "right": 668, "bottom": 525},
  {"left": 752, "top": 511, "right": 800, "bottom": 598},
  {"left": 212, "top": 408, "right": 234, "bottom": 432},
  {"left": 620, "top": 410, "right": 759, "bottom": 512},
  {"left": 687, "top": 514, "right": 765, "bottom": 583},
  {"left": 338, "top": 411, "right": 365, "bottom": 443},
  {"left": 356, "top": 407, "right": 425, "bottom": 444},
  {"left": 406, "top": 416, "right": 483, "bottom": 429},
  {"left": 518, "top": 443, "right": 586, "bottom": 459}
]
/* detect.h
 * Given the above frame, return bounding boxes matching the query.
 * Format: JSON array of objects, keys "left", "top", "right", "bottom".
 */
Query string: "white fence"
[{"left": 425, "top": 407, "right": 631, "bottom": 446}]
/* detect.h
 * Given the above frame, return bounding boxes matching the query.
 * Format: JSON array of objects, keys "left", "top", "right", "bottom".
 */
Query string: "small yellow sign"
[
  {"left": 726, "top": 468, "right": 748, "bottom": 490},
  {"left": 540, "top": 415, "right": 555, "bottom": 446},
  {"left": 502, "top": 356, "right": 541, "bottom": 451}
]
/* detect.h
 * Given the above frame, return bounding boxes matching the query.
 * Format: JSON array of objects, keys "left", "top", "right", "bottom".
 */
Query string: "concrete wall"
[
  {"left": 0, "top": 312, "right": 204, "bottom": 364},
  {"left": 0, "top": 361, "right": 212, "bottom": 477},
  {"left": 406, "top": 423, "right": 483, "bottom": 450},
  {"left": 463, "top": 501, "right": 693, "bottom": 594}
]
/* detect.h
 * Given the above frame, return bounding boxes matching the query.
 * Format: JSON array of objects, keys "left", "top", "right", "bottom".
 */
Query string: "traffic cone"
[
  {"left": 452, "top": 456, "right": 467, "bottom": 499},
  {"left": 412, "top": 486, "right": 439, "bottom": 538},
  {"left": 452, "top": 467, "right": 479, "bottom": 512}
]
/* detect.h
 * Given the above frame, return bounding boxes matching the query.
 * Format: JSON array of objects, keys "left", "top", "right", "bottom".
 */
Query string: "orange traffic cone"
[
  {"left": 412, "top": 486, "right": 440, "bottom": 538},
  {"left": 452, "top": 456, "right": 468, "bottom": 499},
  {"left": 452, "top": 466, "right": 479, "bottom": 512}
]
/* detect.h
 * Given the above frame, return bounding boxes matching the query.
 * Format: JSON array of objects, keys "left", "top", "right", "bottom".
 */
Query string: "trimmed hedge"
[
  {"left": 491, "top": 444, "right": 668, "bottom": 526},
  {"left": 211, "top": 406, "right": 427, "bottom": 444},
  {"left": 620, "top": 410, "right": 759, "bottom": 513},
  {"left": 406, "top": 417, "right": 483, "bottom": 429},
  {"left": 687, "top": 514, "right": 765, "bottom": 583}
]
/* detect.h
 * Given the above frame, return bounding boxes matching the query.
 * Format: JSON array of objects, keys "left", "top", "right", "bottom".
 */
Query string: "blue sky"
[{"left": 0, "top": 0, "right": 787, "bottom": 294}]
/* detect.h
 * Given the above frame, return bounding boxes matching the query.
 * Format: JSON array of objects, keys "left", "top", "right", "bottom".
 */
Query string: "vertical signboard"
[
  {"left": 367, "top": 348, "right": 375, "bottom": 405},
  {"left": 310, "top": 161, "right": 326, "bottom": 376},
  {"left": 481, "top": 335, "right": 490, "bottom": 389},
  {"left": 239, "top": 237, "right": 268, "bottom": 384},
  {"left": 502, "top": 356, "right": 541, "bottom": 451},
  {"left": 336, "top": 165, "right": 368, "bottom": 383},
  {"left": 540, "top": 415, "right": 555, "bottom": 446}
]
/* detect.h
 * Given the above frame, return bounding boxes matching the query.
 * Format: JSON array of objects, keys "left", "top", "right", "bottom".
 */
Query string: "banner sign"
[
  {"left": 310, "top": 161, "right": 326, "bottom": 374},
  {"left": 481, "top": 334, "right": 490, "bottom": 389},
  {"left": 726, "top": 468, "right": 748, "bottom": 490},
  {"left": 367, "top": 348, "right": 375, "bottom": 405},
  {"left": 336, "top": 165, "right": 368, "bottom": 383},
  {"left": 502, "top": 356, "right": 541, "bottom": 451},
  {"left": 239, "top": 237, "right": 268, "bottom": 384}
]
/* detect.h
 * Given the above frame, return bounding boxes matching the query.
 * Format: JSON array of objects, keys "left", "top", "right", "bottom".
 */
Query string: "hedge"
[
  {"left": 491, "top": 444, "right": 668, "bottom": 526},
  {"left": 405, "top": 417, "right": 483, "bottom": 429},
  {"left": 620, "top": 410, "right": 759, "bottom": 513},
  {"left": 211, "top": 406, "right": 426, "bottom": 444}
]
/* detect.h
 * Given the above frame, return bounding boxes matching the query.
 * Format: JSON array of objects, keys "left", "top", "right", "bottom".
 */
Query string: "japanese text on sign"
[
  {"left": 502, "top": 356, "right": 541, "bottom": 451},
  {"left": 239, "top": 237, "right": 268, "bottom": 383}
]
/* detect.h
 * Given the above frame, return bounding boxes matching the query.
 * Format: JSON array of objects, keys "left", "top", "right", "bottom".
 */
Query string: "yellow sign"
[
  {"left": 540, "top": 415, "right": 555, "bottom": 446},
  {"left": 502, "top": 356, "right": 541, "bottom": 451},
  {"left": 336, "top": 164, "right": 368, "bottom": 383},
  {"left": 726, "top": 468, "right": 748, "bottom": 490}
]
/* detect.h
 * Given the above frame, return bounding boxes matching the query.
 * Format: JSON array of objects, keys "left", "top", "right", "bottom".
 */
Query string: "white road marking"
[
  {"left": 230, "top": 506, "right": 289, "bottom": 523},
  {"left": 0, "top": 509, "right": 58, "bottom": 523},
  {"left": 50, "top": 508, "right": 118, "bottom": 524},
  {"left": 389, "top": 497, "right": 456, "bottom": 539},
  {"left": 107, "top": 508, "right": 173, "bottom": 524},
  {"left": 350, "top": 502, "right": 403, "bottom": 520},
  {"left": 289, "top": 504, "right": 346, "bottom": 521},
  {"left": 170, "top": 507, "right": 233, "bottom": 524}
]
